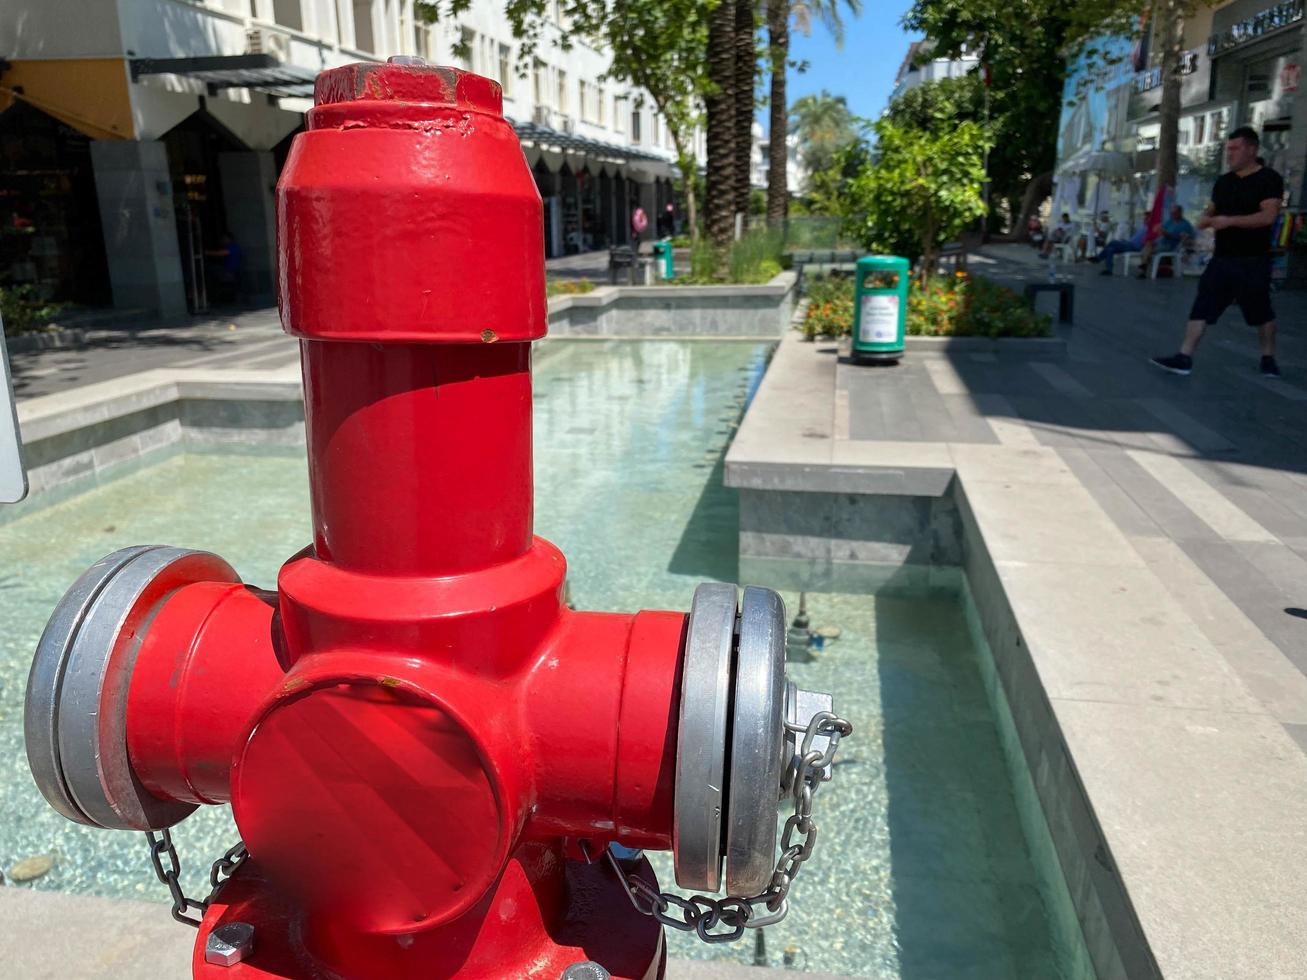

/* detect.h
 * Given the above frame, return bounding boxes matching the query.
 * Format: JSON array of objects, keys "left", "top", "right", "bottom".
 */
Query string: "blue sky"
[{"left": 765, "top": 1, "right": 921, "bottom": 134}]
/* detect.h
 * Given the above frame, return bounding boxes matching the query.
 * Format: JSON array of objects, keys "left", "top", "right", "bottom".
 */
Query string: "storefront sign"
[
  {"left": 1208, "top": 0, "right": 1305, "bottom": 55},
  {"left": 1133, "top": 50, "right": 1201, "bottom": 93},
  {"left": 1283, "top": 61, "right": 1302, "bottom": 91}
]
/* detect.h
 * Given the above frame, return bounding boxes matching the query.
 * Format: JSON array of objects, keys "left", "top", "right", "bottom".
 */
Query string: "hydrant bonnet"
[{"left": 278, "top": 62, "right": 547, "bottom": 345}]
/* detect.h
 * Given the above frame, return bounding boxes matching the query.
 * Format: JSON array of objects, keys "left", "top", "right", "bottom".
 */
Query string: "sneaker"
[
  {"left": 1261, "top": 356, "right": 1282, "bottom": 378},
  {"left": 1151, "top": 353, "right": 1193, "bottom": 376}
]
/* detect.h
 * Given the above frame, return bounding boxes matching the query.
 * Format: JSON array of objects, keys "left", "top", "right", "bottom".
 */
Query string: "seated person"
[
  {"left": 1089, "top": 227, "right": 1147, "bottom": 276},
  {"left": 1135, "top": 204, "right": 1195, "bottom": 278},
  {"left": 1041, "top": 213, "right": 1075, "bottom": 256},
  {"left": 1027, "top": 214, "right": 1045, "bottom": 248},
  {"left": 1093, "top": 211, "right": 1113, "bottom": 250}
]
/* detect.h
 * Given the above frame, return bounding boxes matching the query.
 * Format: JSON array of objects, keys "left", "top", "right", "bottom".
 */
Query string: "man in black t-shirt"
[{"left": 1151, "top": 127, "right": 1284, "bottom": 378}]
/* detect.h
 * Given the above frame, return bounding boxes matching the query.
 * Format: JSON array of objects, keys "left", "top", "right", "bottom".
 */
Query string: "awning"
[
  {"left": 0, "top": 58, "right": 135, "bottom": 139},
  {"left": 510, "top": 118, "right": 674, "bottom": 168},
  {"left": 130, "top": 55, "right": 317, "bottom": 99},
  {"left": 1057, "top": 149, "right": 1134, "bottom": 178}
]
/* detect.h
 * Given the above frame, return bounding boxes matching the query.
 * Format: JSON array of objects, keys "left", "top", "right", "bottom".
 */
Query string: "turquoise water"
[{"left": 0, "top": 340, "right": 1077, "bottom": 977}]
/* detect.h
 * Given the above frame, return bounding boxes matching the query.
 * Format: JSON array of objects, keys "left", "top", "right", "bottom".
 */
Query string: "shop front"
[{"left": 1209, "top": 0, "right": 1304, "bottom": 198}]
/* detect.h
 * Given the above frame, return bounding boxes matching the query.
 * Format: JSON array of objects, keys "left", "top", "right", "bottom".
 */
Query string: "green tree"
[
  {"left": 902, "top": 0, "right": 1071, "bottom": 234},
  {"left": 805, "top": 137, "right": 871, "bottom": 216},
  {"left": 906, "top": 0, "right": 1217, "bottom": 230},
  {"left": 764, "top": 0, "right": 863, "bottom": 223},
  {"left": 416, "top": 0, "right": 717, "bottom": 243},
  {"left": 788, "top": 91, "right": 862, "bottom": 187},
  {"left": 844, "top": 115, "right": 988, "bottom": 277}
]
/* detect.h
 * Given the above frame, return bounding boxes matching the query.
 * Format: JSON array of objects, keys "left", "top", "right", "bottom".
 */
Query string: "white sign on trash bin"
[
  {"left": 859, "top": 293, "right": 900, "bottom": 345},
  {"left": 0, "top": 320, "right": 28, "bottom": 504}
]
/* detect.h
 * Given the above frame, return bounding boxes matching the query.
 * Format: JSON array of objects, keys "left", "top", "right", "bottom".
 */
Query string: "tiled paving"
[
  {"left": 6, "top": 250, "right": 618, "bottom": 400},
  {"left": 842, "top": 243, "right": 1307, "bottom": 724}
]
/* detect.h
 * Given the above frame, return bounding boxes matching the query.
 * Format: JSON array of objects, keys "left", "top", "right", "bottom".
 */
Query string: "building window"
[
  {"left": 631, "top": 107, "right": 642, "bottom": 143},
  {"left": 459, "top": 27, "right": 476, "bottom": 71},
  {"left": 614, "top": 96, "right": 626, "bottom": 133},
  {"left": 533, "top": 60, "right": 546, "bottom": 105},
  {"left": 499, "top": 43, "right": 512, "bottom": 96},
  {"left": 271, "top": 0, "right": 303, "bottom": 30},
  {"left": 352, "top": 0, "right": 375, "bottom": 52},
  {"left": 1210, "top": 109, "right": 1228, "bottom": 141},
  {"left": 581, "top": 80, "right": 603, "bottom": 123},
  {"left": 1194, "top": 114, "right": 1205, "bottom": 145},
  {"left": 598, "top": 87, "right": 606, "bottom": 126},
  {"left": 414, "top": 21, "right": 435, "bottom": 59},
  {"left": 557, "top": 70, "right": 567, "bottom": 114}
]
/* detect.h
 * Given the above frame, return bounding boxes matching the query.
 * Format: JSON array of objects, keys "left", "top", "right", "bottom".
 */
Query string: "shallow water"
[{"left": 0, "top": 340, "right": 1069, "bottom": 976}]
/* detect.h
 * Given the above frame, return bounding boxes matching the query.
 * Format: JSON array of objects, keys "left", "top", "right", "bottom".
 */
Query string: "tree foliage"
[
  {"left": 903, "top": 0, "right": 1071, "bottom": 230},
  {"left": 788, "top": 91, "right": 863, "bottom": 189},
  {"left": 765, "top": 0, "right": 863, "bottom": 221},
  {"left": 805, "top": 139, "right": 871, "bottom": 216},
  {"left": 842, "top": 113, "right": 988, "bottom": 276},
  {"left": 415, "top": 0, "right": 717, "bottom": 241}
]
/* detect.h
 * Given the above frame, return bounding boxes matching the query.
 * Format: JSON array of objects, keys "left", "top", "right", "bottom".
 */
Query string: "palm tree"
[
  {"left": 705, "top": 0, "right": 738, "bottom": 247},
  {"left": 788, "top": 90, "right": 859, "bottom": 180},
  {"left": 734, "top": 0, "right": 758, "bottom": 226},
  {"left": 766, "top": 0, "right": 861, "bottom": 222}
]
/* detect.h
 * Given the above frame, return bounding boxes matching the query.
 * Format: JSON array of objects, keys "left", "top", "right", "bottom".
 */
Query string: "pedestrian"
[
  {"left": 205, "top": 231, "right": 244, "bottom": 304},
  {"left": 658, "top": 202, "right": 675, "bottom": 238},
  {"left": 631, "top": 205, "right": 648, "bottom": 252},
  {"left": 1151, "top": 127, "right": 1284, "bottom": 377}
]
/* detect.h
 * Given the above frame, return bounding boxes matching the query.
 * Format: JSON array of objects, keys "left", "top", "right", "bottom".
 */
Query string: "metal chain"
[
  {"left": 602, "top": 709, "right": 853, "bottom": 944},
  {"left": 145, "top": 829, "right": 249, "bottom": 928},
  {"left": 143, "top": 712, "right": 850, "bottom": 939}
]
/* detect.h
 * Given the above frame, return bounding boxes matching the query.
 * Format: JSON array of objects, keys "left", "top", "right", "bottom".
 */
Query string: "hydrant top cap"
[{"left": 312, "top": 63, "right": 503, "bottom": 119}]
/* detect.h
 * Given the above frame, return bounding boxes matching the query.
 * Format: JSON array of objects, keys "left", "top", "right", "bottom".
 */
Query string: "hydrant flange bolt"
[
  {"left": 204, "top": 921, "right": 255, "bottom": 966},
  {"left": 560, "top": 962, "right": 610, "bottom": 980}
]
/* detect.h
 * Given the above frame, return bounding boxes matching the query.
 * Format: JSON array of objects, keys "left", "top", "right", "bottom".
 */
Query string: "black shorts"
[{"left": 1189, "top": 255, "right": 1275, "bottom": 326}]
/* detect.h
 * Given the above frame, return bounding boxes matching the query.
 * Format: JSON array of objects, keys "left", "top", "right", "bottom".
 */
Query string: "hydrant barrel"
[
  {"left": 300, "top": 341, "right": 534, "bottom": 575},
  {"left": 278, "top": 62, "right": 547, "bottom": 577}
]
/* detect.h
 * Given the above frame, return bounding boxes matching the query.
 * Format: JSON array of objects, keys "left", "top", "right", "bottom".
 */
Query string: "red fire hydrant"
[{"left": 25, "top": 62, "right": 849, "bottom": 979}]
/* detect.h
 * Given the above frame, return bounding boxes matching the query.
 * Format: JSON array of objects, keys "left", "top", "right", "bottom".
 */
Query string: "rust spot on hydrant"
[
  {"left": 379, "top": 677, "right": 402, "bottom": 688},
  {"left": 480, "top": 329, "right": 498, "bottom": 343}
]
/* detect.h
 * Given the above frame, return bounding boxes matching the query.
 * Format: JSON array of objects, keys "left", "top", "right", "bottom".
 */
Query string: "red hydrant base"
[{"left": 193, "top": 852, "right": 666, "bottom": 980}]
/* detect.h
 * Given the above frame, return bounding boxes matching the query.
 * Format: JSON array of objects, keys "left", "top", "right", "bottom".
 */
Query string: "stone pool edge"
[{"left": 725, "top": 329, "right": 1307, "bottom": 979}]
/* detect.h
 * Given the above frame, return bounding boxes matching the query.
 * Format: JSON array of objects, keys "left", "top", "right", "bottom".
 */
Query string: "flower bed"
[
  {"left": 799, "top": 272, "right": 1051, "bottom": 340},
  {"left": 546, "top": 278, "right": 597, "bottom": 297}
]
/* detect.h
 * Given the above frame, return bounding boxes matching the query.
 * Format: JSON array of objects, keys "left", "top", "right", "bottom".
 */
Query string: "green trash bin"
[
  {"left": 851, "top": 255, "right": 910, "bottom": 363},
  {"left": 651, "top": 239, "right": 675, "bottom": 280}
]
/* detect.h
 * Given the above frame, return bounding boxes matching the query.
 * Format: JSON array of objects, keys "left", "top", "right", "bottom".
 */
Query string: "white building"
[
  {"left": 754, "top": 125, "right": 804, "bottom": 196},
  {"left": 890, "top": 40, "right": 981, "bottom": 103},
  {"left": 0, "top": 0, "right": 682, "bottom": 316}
]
